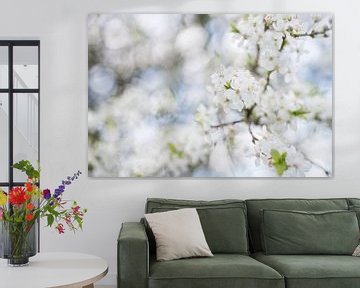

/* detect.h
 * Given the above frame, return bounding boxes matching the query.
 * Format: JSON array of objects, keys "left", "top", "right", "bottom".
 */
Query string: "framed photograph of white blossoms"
[{"left": 88, "top": 13, "right": 333, "bottom": 177}]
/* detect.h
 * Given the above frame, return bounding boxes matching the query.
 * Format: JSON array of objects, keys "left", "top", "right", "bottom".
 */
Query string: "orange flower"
[
  {"left": 26, "top": 203, "right": 34, "bottom": 210},
  {"left": 24, "top": 193, "right": 31, "bottom": 200},
  {"left": 25, "top": 182, "right": 33, "bottom": 192},
  {"left": 26, "top": 214, "right": 33, "bottom": 221}
]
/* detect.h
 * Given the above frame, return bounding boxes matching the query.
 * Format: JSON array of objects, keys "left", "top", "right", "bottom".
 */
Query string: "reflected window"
[{"left": 0, "top": 41, "right": 40, "bottom": 190}]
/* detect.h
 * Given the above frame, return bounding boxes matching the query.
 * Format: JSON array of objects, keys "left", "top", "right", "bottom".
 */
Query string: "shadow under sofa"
[{"left": 118, "top": 198, "right": 360, "bottom": 288}]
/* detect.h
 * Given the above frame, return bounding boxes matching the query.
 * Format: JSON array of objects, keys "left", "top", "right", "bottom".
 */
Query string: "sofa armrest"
[{"left": 118, "top": 222, "right": 149, "bottom": 288}]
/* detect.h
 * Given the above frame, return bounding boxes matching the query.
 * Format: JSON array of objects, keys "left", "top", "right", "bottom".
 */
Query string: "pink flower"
[
  {"left": 0, "top": 208, "right": 3, "bottom": 220},
  {"left": 56, "top": 223, "right": 65, "bottom": 234},
  {"left": 72, "top": 205, "right": 80, "bottom": 215},
  {"left": 65, "top": 214, "right": 71, "bottom": 225}
]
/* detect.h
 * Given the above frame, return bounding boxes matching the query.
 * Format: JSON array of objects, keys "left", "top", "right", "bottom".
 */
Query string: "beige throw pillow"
[
  {"left": 145, "top": 208, "right": 213, "bottom": 261},
  {"left": 353, "top": 244, "right": 360, "bottom": 256}
]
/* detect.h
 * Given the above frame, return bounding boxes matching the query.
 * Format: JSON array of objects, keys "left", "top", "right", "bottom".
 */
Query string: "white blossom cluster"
[
  {"left": 196, "top": 13, "right": 332, "bottom": 177},
  {"left": 232, "top": 14, "right": 332, "bottom": 83},
  {"left": 211, "top": 66, "right": 262, "bottom": 113}
]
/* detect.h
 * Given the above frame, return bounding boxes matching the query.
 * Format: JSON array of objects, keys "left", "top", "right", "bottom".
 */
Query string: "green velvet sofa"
[{"left": 118, "top": 198, "right": 360, "bottom": 288}]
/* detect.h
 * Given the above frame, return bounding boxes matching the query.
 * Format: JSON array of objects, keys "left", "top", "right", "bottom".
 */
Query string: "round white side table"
[{"left": 0, "top": 252, "right": 108, "bottom": 288}]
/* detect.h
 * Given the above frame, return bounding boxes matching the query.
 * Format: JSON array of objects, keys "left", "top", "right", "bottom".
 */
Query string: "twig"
[
  {"left": 279, "top": 34, "right": 287, "bottom": 52},
  {"left": 303, "top": 154, "right": 331, "bottom": 176},
  {"left": 292, "top": 28, "right": 330, "bottom": 39},
  {"left": 248, "top": 123, "right": 259, "bottom": 144},
  {"left": 263, "top": 70, "right": 274, "bottom": 92},
  {"left": 210, "top": 119, "right": 244, "bottom": 129}
]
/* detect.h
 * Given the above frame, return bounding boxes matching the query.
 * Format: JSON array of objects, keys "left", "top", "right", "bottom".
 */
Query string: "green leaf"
[
  {"left": 224, "top": 80, "right": 232, "bottom": 90},
  {"left": 270, "top": 149, "right": 289, "bottom": 176},
  {"left": 47, "top": 214, "right": 54, "bottom": 227},
  {"left": 230, "top": 22, "right": 240, "bottom": 33},
  {"left": 271, "top": 149, "right": 281, "bottom": 162},
  {"left": 289, "top": 107, "right": 309, "bottom": 119},
  {"left": 75, "top": 216, "right": 83, "bottom": 230},
  {"left": 168, "top": 143, "right": 184, "bottom": 159},
  {"left": 46, "top": 205, "right": 60, "bottom": 217},
  {"left": 13, "top": 160, "right": 40, "bottom": 180}
]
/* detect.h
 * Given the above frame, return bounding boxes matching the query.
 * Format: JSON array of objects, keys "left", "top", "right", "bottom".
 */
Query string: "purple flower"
[
  {"left": 54, "top": 189, "right": 63, "bottom": 198},
  {"left": 43, "top": 189, "right": 51, "bottom": 200},
  {"left": 53, "top": 171, "right": 82, "bottom": 199}
]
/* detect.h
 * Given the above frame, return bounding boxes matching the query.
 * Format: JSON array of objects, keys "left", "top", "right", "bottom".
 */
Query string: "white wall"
[{"left": 1, "top": 0, "right": 360, "bottom": 286}]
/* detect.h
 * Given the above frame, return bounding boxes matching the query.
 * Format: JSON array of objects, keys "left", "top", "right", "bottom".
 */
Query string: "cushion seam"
[
  {"left": 262, "top": 209, "right": 355, "bottom": 216},
  {"left": 149, "top": 203, "right": 245, "bottom": 211},
  {"left": 151, "top": 206, "right": 246, "bottom": 212},
  {"left": 147, "top": 199, "right": 245, "bottom": 208},
  {"left": 149, "top": 276, "right": 283, "bottom": 280},
  {"left": 285, "top": 276, "right": 360, "bottom": 279},
  {"left": 246, "top": 198, "right": 348, "bottom": 202}
]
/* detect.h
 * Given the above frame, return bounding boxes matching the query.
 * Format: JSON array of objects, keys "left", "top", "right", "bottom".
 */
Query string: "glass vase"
[{"left": 0, "top": 220, "right": 37, "bottom": 266}]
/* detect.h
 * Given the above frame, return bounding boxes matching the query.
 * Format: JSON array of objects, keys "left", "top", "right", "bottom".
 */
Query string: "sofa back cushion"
[
  {"left": 261, "top": 209, "right": 359, "bottom": 255},
  {"left": 347, "top": 199, "right": 360, "bottom": 228},
  {"left": 145, "top": 198, "right": 249, "bottom": 254},
  {"left": 348, "top": 198, "right": 360, "bottom": 207},
  {"left": 246, "top": 198, "right": 349, "bottom": 252}
]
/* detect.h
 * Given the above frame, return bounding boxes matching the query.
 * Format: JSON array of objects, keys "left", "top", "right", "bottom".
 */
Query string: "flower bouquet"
[{"left": 0, "top": 160, "right": 87, "bottom": 266}]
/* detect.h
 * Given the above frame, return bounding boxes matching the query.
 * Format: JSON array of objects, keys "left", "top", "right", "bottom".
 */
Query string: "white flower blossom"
[
  {"left": 232, "top": 14, "right": 265, "bottom": 47},
  {"left": 210, "top": 66, "right": 261, "bottom": 113},
  {"left": 259, "top": 47, "right": 279, "bottom": 71}
]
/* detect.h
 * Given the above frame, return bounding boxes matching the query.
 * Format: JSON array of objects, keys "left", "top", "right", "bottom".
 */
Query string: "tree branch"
[
  {"left": 210, "top": 119, "right": 244, "bottom": 129},
  {"left": 292, "top": 28, "right": 330, "bottom": 39},
  {"left": 263, "top": 70, "right": 274, "bottom": 92}
]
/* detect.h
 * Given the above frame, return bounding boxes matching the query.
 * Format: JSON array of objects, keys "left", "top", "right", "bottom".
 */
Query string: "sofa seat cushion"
[
  {"left": 149, "top": 254, "right": 284, "bottom": 288},
  {"left": 252, "top": 252, "right": 360, "bottom": 288}
]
